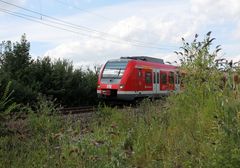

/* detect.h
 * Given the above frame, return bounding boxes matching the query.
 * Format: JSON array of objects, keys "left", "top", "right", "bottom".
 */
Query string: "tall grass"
[
  {"left": 163, "top": 32, "right": 240, "bottom": 167},
  {"left": 0, "top": 81, "right": 18, "bottom": 135},
  {"left": 0, "top": 96, "right": 63, "bottom": 167},
  {"left": 0, "top": 33, "right": 239, "bottom": 167}
]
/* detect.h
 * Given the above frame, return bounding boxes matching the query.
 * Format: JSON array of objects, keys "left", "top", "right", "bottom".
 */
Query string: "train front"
[{"left": 97, "top": 59, "right": 129, "bottom": 100}]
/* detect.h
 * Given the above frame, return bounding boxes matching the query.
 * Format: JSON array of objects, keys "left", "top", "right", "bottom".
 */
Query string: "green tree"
[
  {"left": 0, "top": 35, "right": 99, "bottom": 107},
  {"left": 1, "top": 34, "right": 31, "bottom": 80}
]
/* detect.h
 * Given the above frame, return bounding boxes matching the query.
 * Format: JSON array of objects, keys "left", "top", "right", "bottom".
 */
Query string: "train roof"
[
  {"left": 107, "top": 56, "right": 163, "bottom": 63},
  {"left": 106, "top": 56, "right": 177, "bottom": 69},
  {"left": 120, "top": 56, "right": 164, "bottom": 64}
]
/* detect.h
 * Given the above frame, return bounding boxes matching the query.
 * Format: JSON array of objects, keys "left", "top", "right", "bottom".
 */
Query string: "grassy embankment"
[{"left": 1, "top": 33, "right": 240, "bottom": 167}]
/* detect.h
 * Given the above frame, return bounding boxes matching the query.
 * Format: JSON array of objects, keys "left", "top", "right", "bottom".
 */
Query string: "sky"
[{"left": 0, "top": 0, "right": 240, "bottom": 68}]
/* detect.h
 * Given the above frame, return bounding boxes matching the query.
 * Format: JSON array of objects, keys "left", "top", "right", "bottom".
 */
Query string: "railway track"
[
  {"left": 59, "top": 106, "right": 96, "bottom": 115},
  {"left": 11, "top": 104, "right": 134, "bottom": 120}
]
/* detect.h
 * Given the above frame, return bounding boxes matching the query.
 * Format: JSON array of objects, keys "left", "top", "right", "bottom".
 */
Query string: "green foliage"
[
  {"left": 0, "top": 97, "right": 63, "bottom": 167},
  {"left": 0, "top": 35, "right": 99, "bottom": 107},
  {"left": 0, "top": 81, "right": 18, "bottom": 134},
  {"left": 0, "top": 82, "right": 14, "bottom": 112},
  {"left": 165, "top": 32, "right": 240, "bottom": 167},
  {"left": 1, "top": 34, "right": 31, "bottom": 80}
]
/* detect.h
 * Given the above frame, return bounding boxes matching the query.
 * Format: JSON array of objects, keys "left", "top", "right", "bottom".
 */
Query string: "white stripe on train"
[
  {"left": 97, "top": 90, "right": 169, "bottom": 95},
  {"left": 117, "top": 91, "right": 169, "bottom": 94}
]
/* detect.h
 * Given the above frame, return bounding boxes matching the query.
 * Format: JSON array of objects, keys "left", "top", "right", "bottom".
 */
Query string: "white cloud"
[
  {"left": 234, "top": 23, "right": 240, "bottom": 39},
  {"left": 190, "top": 0, "right": 240, "bottom": 46},
  {"left": 44, "top": 38, "right": 135, "bottom": 66},
  {"left": 43, "top": 0, "right": 240, "bottom": 66},
  {"left": 1, "top": 0, "right": 240, "bottom": 67},
  {"left": 191, "top": 0, "right": 240, "bottom": 17},
  {"left": 190, "top": 0, "right": 240, "bottom": 25},
  {"left": 108, "top": 16, "right": 146, "bottom": 39}
]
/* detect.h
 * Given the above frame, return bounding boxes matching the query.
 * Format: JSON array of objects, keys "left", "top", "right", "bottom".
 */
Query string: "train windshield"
[{"left": 102, "top": 61, "right": 128, "bottom": 79}]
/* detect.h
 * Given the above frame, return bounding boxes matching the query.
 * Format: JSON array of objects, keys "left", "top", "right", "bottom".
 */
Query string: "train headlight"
[
  {"left": 119, "top": 84, "right": 124, "bottom": 89},
  {"left": 97, "top": 84, "right": 100, "bottom": 88}
]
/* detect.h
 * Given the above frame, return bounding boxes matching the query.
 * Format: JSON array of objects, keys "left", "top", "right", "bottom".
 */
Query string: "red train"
[{"left": 97, "top": 56, "right": 180, "bottom": 101}]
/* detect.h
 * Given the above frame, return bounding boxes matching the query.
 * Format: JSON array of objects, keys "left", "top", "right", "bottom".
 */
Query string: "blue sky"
[{"left": 0, "top": 0, "right": 240, "bottom": 68}]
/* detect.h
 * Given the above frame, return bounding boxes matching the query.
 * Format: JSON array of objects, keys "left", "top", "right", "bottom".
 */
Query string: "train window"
[
  {"left": 145, "top": 72, "right": 152, "bottom": 84},
  {"left": 161, "top": 73, "right": 167, "bottom": 84},
  {"left": 104, "top": 61, "right": 128, "bottom": 69},
  {"left": 157, "top": 72, "right": 160, "bottom": 84},
  {"left": 102, "top": 61, "right": 128, "bottom": 78},
  {"left": 169, "top": 72, "right": 174, "bottom": 84}
]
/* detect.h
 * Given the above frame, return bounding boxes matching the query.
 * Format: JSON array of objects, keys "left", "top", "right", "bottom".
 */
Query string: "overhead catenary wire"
[
  {"left": 54, "top": 0, "right": 115, "bottom": 23},
  {"left": 0, "top": 8, "right": 176, "bottom": 50},
  {"left": 0, "top": 0, "right": 112, "bottom": 34},
  {"left": 55, "top": 0, "right": 177, "bottom": 48},
  {"left": 38, "top": 0, "right": 43, "bottom": 20},
  {"left": 0, "top": 8, "right": 93, "bottom": 37},
  {"left": 0, "top": 0, "right": 177, "bottom": 51},
  {"left": 0, "top": 0, "right": 177, "bottom": 50},
  {"left": 54, "top": 0, "right": 178, "bottom": 48}
]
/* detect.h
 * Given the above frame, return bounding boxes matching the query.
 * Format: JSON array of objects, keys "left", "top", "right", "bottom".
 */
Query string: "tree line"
[{"left": 0, "top": 34, "right": 100, "bottom": 107}]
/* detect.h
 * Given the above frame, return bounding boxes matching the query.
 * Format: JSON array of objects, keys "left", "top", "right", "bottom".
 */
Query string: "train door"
[
  {"left": 160, "top": 71, "right": 168, "bottom": 91},
  {"left": 175, "top": 71, "right": 180, "bottom": 91},
  {"left": 144, "top": 69, "right": 153, "bottom": 91},
  {"left": 168, "top": 71, "right": 175, "bottom": 90},
  {"left": 153, "top": 69, "right": 160, "bottom": 94}
]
